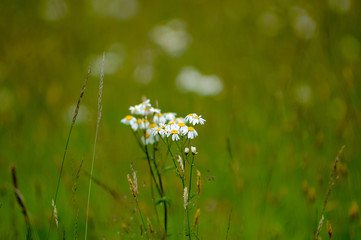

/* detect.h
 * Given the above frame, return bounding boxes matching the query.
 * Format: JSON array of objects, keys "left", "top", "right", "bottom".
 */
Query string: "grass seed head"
[
  {"left": 193, "top": 208, "right": 201, "bottom": 229},
  {"left": 197, "top": 170, "right": 201, "bottom": 197},
  {"left": 327, "top": 220, "right": 332, "bottom": 239},
  {"left": 349, "top": 201, "right": 359, "bottom": 221}
]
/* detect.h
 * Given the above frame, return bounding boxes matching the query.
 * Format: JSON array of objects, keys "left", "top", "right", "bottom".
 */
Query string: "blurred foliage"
[{"left": 1, "top": 0, "right": 361, "bottom": 239}]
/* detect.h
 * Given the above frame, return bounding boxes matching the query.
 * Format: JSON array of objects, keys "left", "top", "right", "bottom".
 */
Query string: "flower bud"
[
  {"left": 191, "top": 146, "right": 198, "bottom": 155},
  {"left": 184, "top": 147, "right": 190, "bottom": 155}
]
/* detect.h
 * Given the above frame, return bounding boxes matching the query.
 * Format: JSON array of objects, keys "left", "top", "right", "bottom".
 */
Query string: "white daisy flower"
[
  {"left": 150, "top": 107, "right": 161, "bottom": 114},
  {"left": 185, "top": 113, "right": 197, "bottom": 123},
  {"left": 177, "top": 122, "right": 188, "bottom": 135},
  {"left": 191, "top": 146, "right": 198, "bottom": 155},
  {"left": 187, "top": 126, "right": 198, "bottom": 139},
  {"left": 166, "top": 121, "right": 179, "bottom": 132},
  {"left": 173, "top": 117, "right": 185, "bottom": 124},
  {"left": 131, "top": 119, "right": 143, "bottom": 131},
  {"left": 141, "top": 131, "right": 155, "bottom": 145},
  {"left": 164, "top": 112, "right": 177, "bottom": 121},
  {"left": 129, "top": 104, "right": 143, "bottom": 115},
  {"left": 141, "top": 99, "right": 151, "bottom": 108},
  {"left": 141, "top": 119, "right": 151, "bottom": 130},
  {"left": 168, "top": 129, "right": 180, "bottom": 141},
  {"left": 148, "top": 123, "right": 157, "bottom": 130},
  {"left": 153, "top": 113, "right": 166, "bottom": 124},
  {"left": 190, "top": 115, "right": 206, "bottom": 125},
  {"left": 121, "top": 115, "right": 136, "bottom": 125}
]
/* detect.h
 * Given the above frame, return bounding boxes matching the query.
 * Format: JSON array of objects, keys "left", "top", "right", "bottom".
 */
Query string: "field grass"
[{"left": 1, "top": 0, "right": 361, "bottom": 239}]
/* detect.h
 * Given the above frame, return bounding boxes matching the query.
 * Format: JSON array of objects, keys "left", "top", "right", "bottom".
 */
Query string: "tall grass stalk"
[
  {"left": 186, "top": 154, "right": 195, "bottom": 240},
  {"left": 11, "top": 165, "right": 33, "bottom": 240},
  {"left": 314, "top": 145, "right": 345, "bottom": 240},
  {"left": 84, "top": 52, "right": 104, "bottom": 240},
  {"left": 47, "top": 65, "right": 91, "bottom": 239}
]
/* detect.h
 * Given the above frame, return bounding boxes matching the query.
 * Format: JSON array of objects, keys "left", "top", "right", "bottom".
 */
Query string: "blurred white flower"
[
  {"left": 64, "top": 105, "right": 89, "bottom": 124},
  {"left": 153, "top": 113, "right": 166, "bottom": 124},
  {"left": 291, "top": 7, "right": 316, "bottom": 40},
  {"left": 258, "top": 12, "right": 282, "bottom": 37},
  {"left": 295, "top": 84, "right": 312, "bottom": 104},
  {"left": 176, "top": 67, "right": 223, "bottom": 96},
  {"left": 328, "top": 0, "right": 350, "bottom": 13},
  {"left": 92, "top": 0, "right": 138, "bottom": 20},
  {"left": 164, "top": 112, "right": 177, "bottom": 121},
  {"left": 150, "top": 19, "right": 192, "bottom": 57},
  {"left": 134, "top": 65, "right": 154, "bottom": 84},
  {"left": 43, "top": 0, "right": 68, "bottom": 21},
  {"left": 91, "top": 46, "right": 124, "bottom": 75}
]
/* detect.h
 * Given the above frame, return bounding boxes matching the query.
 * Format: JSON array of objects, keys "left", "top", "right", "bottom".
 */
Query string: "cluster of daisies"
[{"left": 121, "top": 99, "right": 205, "bottom": 144}]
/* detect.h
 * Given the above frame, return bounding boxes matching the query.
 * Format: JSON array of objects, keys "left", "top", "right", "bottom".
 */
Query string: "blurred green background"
[{"left": 1, "top": 0, "right": 361, "bottom": 239}]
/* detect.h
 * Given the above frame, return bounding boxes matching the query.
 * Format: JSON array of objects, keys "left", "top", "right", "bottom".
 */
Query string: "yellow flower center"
[
  {"left": 178, "top": 123, "right": 185, "bottom": 127},
  {"left": 188, "top": 113, "right": 193, "bottom": 116},
  {"left": 143, "top": 119, "right": 149, "bottom": 123},
  {"left": 168, "top": 122, "right": 174, "bottom": 125},
  {"left": 149, "top": 123, "right": 157, "bottom": 128},
  {"left": 188, "top": 127, "right": 194, "bottom": 132},
  {"left": 136, "top": 119, "right": 142, "bottom": 124},
  {"left": 156, "top": 113, "right": 163, "bottom": 117},
  {"left": 194, "top": 117, "right": 200, "bottom": 119},
  {"left": 125, "top": 115, "right": 133, "bottom": 120},
  {"left": 171, "top": 130, "right": 178, "bottom": 134},
  {"left": 155, "top": 128, "right": 161, "bottom": 132},
  {"left": 145, "top": 133, "right": 150, "bottom": 139}
]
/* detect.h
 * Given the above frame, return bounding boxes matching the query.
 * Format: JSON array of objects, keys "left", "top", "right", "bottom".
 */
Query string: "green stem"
[
  {"left": 152, "top": 145, "right": 168, "bottom": 237},
  {"left": 136, "top": 199, "right": 149, "bottom": 239},
  {"left": 186, "top": 155, "right": 195, "bottom": 240}
]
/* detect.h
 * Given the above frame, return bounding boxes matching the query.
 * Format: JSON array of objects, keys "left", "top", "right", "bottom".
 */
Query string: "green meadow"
[{"left": 1, "top": 0, "right": 361, "bottom": 239}]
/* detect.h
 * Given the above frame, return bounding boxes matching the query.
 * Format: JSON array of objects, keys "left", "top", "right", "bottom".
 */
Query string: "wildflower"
[
  {"left": 164, "top": 112, "right": 177, "bottom": 121},
  {"left": 121, "top": 115, "right": 136, "bottom": 125},
  {"left": 185, "top": 113, "right": 197, "bottom": 123},
  {"left": 184, "top": 147, "right": 190, "bottom": 155},
  {"left": 166, "top": 121, "right": 178, "bottom": 132},
  {"left": 152, "top": 127, "right": 166, "bottom": 137},
  {"left": 168, "top": 129, "right": 180, "bottom": 141},
  {"left": 140, "top": 119, "right": 150, "bottom": 130},
  {"left": 153, "top": 113, "right": 166, "bottom": 124},
  {"left": 173, "top": 117, "right": 185, "bottom": 124},
  {"left": 131, "top": 119, "right": 143, "bottom": 131},
  {"left": 187, "top": 127, "right": 198, "bottom": 139},
  {"left": 129, "top": 99, "right": 152, "bottom": 115},
  {"left": 177, "top": 122, "right": 188, "bottom": 134},
  {"left": 150, "top": 107, "right": 161, "bottom": 114},
  {"left": 142, "top": 130, "right": 155, "bottom": 145},
  {"left": 190, "top": 115, "right": 206, "bottom": 125},
  {"left": 191, "top": 146, "right": 198, "bottom": 155},
  {"left": 129, "top": 104, "right": 142, "bottom": 115},
  {"left": 148, "top": 123, "right": 157, "bottom": 129}
]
